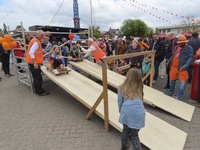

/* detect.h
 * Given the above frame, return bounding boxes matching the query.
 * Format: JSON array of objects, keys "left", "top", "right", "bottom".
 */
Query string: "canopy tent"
[
  {"left": 159, "top": 33, "right": 166, "bottom": 38},
  {"left": 182, "top": 32, "right": 192, "bottom": 37}
]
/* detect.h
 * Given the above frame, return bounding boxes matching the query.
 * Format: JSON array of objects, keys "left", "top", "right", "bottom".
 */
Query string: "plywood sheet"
[
  {"left": 69, "top": 60, "right": 195, "bottom": 122},
  {"left": 41, "top": 66, "right": 187, "bottom": 150}
]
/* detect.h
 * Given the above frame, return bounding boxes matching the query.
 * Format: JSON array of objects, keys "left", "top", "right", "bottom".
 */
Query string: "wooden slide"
[
  {"left": 69, "top": 60, "right": 195, "bottom": 122},
  {"left": 41, "top": 66, "right": 187, "bottom": 150}
]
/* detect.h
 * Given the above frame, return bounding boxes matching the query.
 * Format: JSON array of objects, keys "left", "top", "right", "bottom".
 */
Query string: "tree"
[
  {"left": 120, "top": 19, "right": 148, "bottom": 37},
  {"left": 89, "top": 25, "right": 101, "bottom": 38},
  {"left": 191, "top": 23, "right": 196, "bottom": 31},
  {"left": 146, "top": 27, "right": 154, "bottom": 37},
  {"left": 13, "top": 25, "right": 25, "bottom": 38},
  {"left": 155, "top": 27, "right": 160, "bottom": 34},
  {"left": 3, "top": 23, "right": 8, "bottom": 35},
  {"left": 179, "top": 15, "right": 195, "bottom": 32}
]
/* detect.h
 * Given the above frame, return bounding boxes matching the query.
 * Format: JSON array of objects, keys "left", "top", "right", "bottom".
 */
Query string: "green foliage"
[
  {"left": 120, "top": 19, "right": 148, "bottom": 37},
  {"left": 146, "top": 27, "right": 154, "bottom": 37},
  {"left": 3, "top": 23, "right": 8, "bottom": 35},
  {"left": 192, "top": 23, "right": 196, "bottom": 31},
  {"left": 89, "top": 25, "right": 101, "bottom": 38},
  {"left": 155, "top": 27, "right": 160, "bottom": 34},
  {"left": 13, "top": 25, "right": 25, "bottom": 39}
]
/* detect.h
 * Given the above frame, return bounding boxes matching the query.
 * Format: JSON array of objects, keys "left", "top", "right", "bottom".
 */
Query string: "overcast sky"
[{"left": 0, "top": 0, "right": 199, "bottom": 32}]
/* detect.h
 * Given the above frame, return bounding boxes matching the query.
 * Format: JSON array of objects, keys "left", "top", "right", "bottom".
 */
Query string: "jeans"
[
  {"left": 2, "top": 54, "right": 10, "bottom": 75},
  {"left": 187, "top": 65, "right": 194, "bottom": 82},
  {"left": 154, "top": 61, "right": 161, "bottom": 81},
  {"left": 197, "top": 66, "right": 200, "bottom": 103},
  {"left": 28, "top": 64, "right": 44, "bottom": 94},
  {"left": 169, "top": 80, "right": 186, "bottom": 101}
]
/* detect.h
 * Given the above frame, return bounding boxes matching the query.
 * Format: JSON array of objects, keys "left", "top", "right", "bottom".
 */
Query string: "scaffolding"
[{"left": 8, "top": 21, "right": 89, "bottom": 93}]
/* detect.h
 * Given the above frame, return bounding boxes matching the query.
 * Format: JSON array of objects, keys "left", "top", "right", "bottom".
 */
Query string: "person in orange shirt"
[{"left": 166, "top": 35, "right": 193, "bottom": 101}]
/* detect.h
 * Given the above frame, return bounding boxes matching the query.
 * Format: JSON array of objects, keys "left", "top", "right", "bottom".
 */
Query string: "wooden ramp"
[
  {"left": 41, "top": 66, "right": 187, "bottom": 150},
  {"left": 69, "top": 60, "right": 195, "bottom": 122}
]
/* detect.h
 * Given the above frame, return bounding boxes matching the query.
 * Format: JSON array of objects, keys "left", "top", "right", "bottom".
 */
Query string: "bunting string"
[
  {"left": 0, "top": 1, "right": 29, "bottom": 20},
  {"left": 126, "top": 0, "right": 199, "bottom": 23},
  {"left": 124, "top": 0, "right": 193, "bottom": 31},
  {"left": 97, "top": 0, "right": 114, "bottom": 23},
  {"left": 48, "top": 0, "right": 65, "bottom": 25}
]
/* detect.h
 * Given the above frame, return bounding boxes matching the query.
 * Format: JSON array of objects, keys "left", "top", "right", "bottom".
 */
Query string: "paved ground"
[{"left": 0, "top": 62, "right": 200, "bottom": 150}]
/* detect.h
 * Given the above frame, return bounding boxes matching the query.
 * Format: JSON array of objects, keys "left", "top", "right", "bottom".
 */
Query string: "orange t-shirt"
[{"left": 171, "top": 46, "right": 183, "bottom": 68}]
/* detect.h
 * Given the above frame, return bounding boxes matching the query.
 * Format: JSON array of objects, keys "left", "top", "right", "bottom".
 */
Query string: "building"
[
  {"left": 29, "top": 25, "right": 88, "bottom": 41},
  {"left": 101, "top": 31, "right": 113, "bottom": 39},
  {"left": 157, "top": 23, "right": 200, "bottom": 35},
  {"left": 109, "top": 27, "right": 121, "bottom": 36}
]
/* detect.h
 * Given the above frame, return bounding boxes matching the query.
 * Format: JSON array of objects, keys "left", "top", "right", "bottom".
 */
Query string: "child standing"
[
  {"left": 118, "top": 68, "right": 145, "bottom": 150},
  {"left": 70, "top": 43, "right": 80, "bottom": 59},
  {"left": 142, "top": 54, "right": 151, "bottom": 86},
  {"left": 49, "top": 45, "right": 69, "bottom": 75}
]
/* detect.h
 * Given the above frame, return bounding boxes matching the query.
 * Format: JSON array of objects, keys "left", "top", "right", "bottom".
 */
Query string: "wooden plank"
[
  {"left": 100, "top": 50, "right": 156, "bottom": 62},
  {"left": 69, "top": 60, "right": 195, "bottom": 122},
  {"left": 44, "top": 64, "right": 71, "bottom": 75},
  {"left": 41, "top": 66, "right": 187, "bottom": 150}
]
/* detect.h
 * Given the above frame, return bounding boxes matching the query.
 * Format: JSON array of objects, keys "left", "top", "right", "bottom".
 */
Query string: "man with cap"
[{"left": 166, "top": 35, "right": 193, "bottom": 101}]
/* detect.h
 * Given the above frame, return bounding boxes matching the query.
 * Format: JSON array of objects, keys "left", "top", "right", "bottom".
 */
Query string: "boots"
[{"left": 121, "top": 143, "right": 130, "bottom": 150}]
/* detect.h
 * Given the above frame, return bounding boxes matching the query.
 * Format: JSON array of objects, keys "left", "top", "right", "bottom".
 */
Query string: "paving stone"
[{"left": 0, "top": 63, "right": 199, "bottom": 150}]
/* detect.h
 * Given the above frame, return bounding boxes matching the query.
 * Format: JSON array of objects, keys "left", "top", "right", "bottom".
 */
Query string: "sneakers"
[
  {"left": 121, "top": 143, "right": 130, "bottom": 150},
  {"left": 65, "top": 66, "right": 71, "bottom": 71},
  {"left": 153, "top": 80, "right": 156, "bottom": 84},
  {"left": 173, "top": 96, "right": 184, "bottom": 102},
  {"left": 52, "top": 69, "right": 59, "bottom": 75},
  {"left": 5, "top": 74, "right": 10, "bottom": 78},
  {"left": 162, "top": 86, "right": 169, "bottom": 90},
  {"left": 38, "top": 91, "right": 50, "bottom": 96},
  {"left": 161, "top": 76, "right": 164, "bottom": 79},
  {"left": 195, "top": 101, "right": 200, "bottom": 107}
]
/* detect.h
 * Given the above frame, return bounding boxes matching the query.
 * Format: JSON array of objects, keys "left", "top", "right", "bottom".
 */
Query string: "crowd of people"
[{"left": 1, "top": 29, "right": 200, "bottom": 150}]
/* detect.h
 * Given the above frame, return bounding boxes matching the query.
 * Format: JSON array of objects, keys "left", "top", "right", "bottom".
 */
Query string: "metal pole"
[{"left": 90, "top": 0, "right": 93, "bottom": 38}]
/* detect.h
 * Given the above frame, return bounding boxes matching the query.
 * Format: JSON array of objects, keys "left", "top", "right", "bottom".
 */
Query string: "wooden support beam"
[
  {"left": 117, "top": 64, "right": 131, "bottom": 72},
  {"left": 102, "top": 61, "right": 109, "bottom": 132},
  {"left": 143, "top": 59, "right": 152, "bottom": 64},
  {"left": 85, "top": 92, "right": 104, "bottom": 120},
  {"left": 149, "top": 53, "right": 155, "bottom": 87},
  {"left": 142, "top": 71, "right": 151, "bottom": 82},
  {"left": 100, "top": 51, "right": 156, "bottom": 62}
]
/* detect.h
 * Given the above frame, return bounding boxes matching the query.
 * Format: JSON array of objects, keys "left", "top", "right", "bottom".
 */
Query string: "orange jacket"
[
  {"left": 26, "top": 38, "right": 43, "bottom": 64},
  {"left": 91, "top": 43, "right": 105, "bottom": 62},
  {"left": 194, "top": 48, "right": 200, "bottom": 60},
  {"left": 139, "top": 41, "right": 149, "bottom": 51}
]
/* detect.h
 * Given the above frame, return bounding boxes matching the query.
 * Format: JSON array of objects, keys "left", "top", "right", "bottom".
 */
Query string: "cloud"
[{"left": 0, "top": 0, "right": 200, "bottom": 33}]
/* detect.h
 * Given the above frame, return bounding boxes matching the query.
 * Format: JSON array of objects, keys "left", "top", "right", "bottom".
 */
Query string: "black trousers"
[
  {"left": 53, "top": 60, "right": 61, "bottom": 69},
  {"left": 17, "top": 59, "right": 22, "bottom": 70},
  {"left": 28, "top": 64, "right": 44, "bottom": 94},
  {"left": 1, "top": 54, "right": 10, "bottom": 75},
  {"left": 166, "top": 65, "right": 170, "bottom": 88}
]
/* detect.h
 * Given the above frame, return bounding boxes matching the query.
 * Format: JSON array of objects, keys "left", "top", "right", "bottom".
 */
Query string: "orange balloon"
[
  {"left": 0, "top": 37, "right": 5, "bottom": 44},
  {"left": 9, "top": 41, "right": 17, "bottom": 47},
  {"left": 4, "top": 34, "right": 12, "bottom": 42},
  {"left": 73, "top": 34, "right": 76, "bottom": 37},
  {"left": 2, "top": 42, "right": 11, "bottom": 50}
]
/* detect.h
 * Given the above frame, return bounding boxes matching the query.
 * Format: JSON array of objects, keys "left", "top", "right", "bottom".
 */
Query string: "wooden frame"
[{"left": 85, "top": 51, "right": 156, "bottom": 131}]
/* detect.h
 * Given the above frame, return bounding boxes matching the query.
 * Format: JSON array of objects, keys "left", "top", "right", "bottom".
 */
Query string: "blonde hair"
[
  {"left": 119, "top": 68, "right": 143, "bottom": 101},
  {"left": 132, "top": 39, "right": 138, "bottom": 44},
  {"left": 48, "top": 45, "right": 62, "bottom": 61}
]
